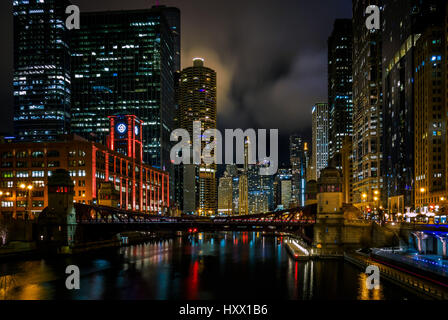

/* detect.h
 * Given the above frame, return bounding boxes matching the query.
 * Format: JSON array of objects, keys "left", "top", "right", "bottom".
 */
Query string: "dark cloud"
[{"left": 0, "top": 0, "right": 352, "bottom": 142}]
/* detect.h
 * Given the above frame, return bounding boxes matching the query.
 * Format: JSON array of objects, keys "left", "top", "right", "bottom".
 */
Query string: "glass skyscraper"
[
  {"left": 312, "top": 103, "right": 329, "bottom": 180},
  {"left": 70, "top": 7, "right": 177, "bottom": 172},
  {"left": 328, "top": 19, "right": 353, "bottom": 166},
  {"left": 13, "top": 0, "right": 72, "bottom": 141}
]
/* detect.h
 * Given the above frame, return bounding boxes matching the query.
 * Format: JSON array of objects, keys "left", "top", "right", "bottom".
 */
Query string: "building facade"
[
  {"left": 70, "top": 8, "right": 176, "bottom": 171},
  {"left": 0, "top": 135, "right": 169, "bottom": 220},
  {"left": 179, "top": 59, "right": 217, "bottom": 215},
  {"left": 218, "top": 172, "right": 233, "bottom": 216},
  {"left": 414, "top": 18, "right": 446, "bottom": 211},
  {"left": 290, "top": 134, "right": 308, "bottom": 207},
  {"left": 13, "top": 0, "right": 72, "bottom": 141},
  {"left": 312, "top": 103, "right": 329, "bottom": 180},
  {"left": 382, "top": 0, "right": 445, "bottom": 211},
  {"left": 341, "top": 136, "right": 353, "bottom": 205},
  {"left": 352, "top": 0, "right": 383, "bottom": 209},
  {"left": 328, "top": 19, "right": 353, "bottom": 165}
]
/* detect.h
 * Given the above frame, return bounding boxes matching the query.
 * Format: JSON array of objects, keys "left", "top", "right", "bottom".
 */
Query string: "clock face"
[
  {"left": 134, "top": 125, "right": 139, "bottom": 136},
  {"left": 116, "top": 123, "right": 127, "bottom": 134}
]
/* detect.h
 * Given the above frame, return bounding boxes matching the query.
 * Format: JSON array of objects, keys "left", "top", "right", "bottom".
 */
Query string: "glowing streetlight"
[
  {"left": 420, "top": 188, "right": 426, "bottom": 193},
  {"left": 374, "top": 190, "right": 380, "bottom": 195},
  {"left": 362, "top": 193, "right": 367, "bottom": 199},
  {"left": 441, "top": 197, "right": 446, "bottom": 202}
]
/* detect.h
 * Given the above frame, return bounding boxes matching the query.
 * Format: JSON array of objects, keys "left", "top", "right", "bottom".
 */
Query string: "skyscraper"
[
  {"left": 13, "top": 0, "right": 72, "bottom": 141},
  {"left": 341, "top": 136, "right": 354, "bottom": 205},
  {"left": 155, "top": 6, "right": 181, "bottom": 73},
  {"left": 290, "top": 134, "right": 308, "bottom": 207},
  {"left": 274, "top": 168, "right": 292, "bottom": 209},
  {"left": 312, "top": 103, "right": 329, "bottom": 180},
  {"left": 382, "top": 0, "right": 445, "bottom": 211},
  {"left": 238, "top": 138, "right": 250, "bottom": 216},
  {"left": 328, "top": 19, "right": 353, "bottom": 165},
  {"left": 218, "top": 171, "right": 233, "bottom": 216},
  {"left": 352, "top": 0, "right": 383, "bottom": 209},
  {"left": 414, "top": 6, "right": 446, "bottom": 211},
  {"left": 179, "top": 58, "right": 217, "bottom": 215},
  {"left": 71, "top": 7, "right": 177, "bottom": 171}
]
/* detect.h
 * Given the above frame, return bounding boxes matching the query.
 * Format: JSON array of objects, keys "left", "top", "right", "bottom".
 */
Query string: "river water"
[{"left": 0, "top": 232, "right": 418, "bottom": 300}]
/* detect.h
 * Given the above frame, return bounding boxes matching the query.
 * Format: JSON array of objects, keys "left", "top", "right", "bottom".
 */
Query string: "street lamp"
[{"left": 20, "top": 183, "right": 33, "bottom": 220}]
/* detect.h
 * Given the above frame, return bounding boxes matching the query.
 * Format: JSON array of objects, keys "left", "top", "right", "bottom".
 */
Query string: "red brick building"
[{"left": 0, "top": 116, "right": 169, "bottom": 219}]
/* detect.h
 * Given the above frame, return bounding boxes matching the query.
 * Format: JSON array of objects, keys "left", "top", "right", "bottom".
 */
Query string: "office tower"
[
  {"left": 13, "top": 0, "right": 72, "bottom": 141},
  {"left": 238, "top": 139, "right": 250, "bottom": 215},
  {"left": 232, "top": 174, "right": 240, "bottom": 215},
  {"left": 312, "top": 103, "right": 329, "bottom": 179},
  {"left": 274, "top": 169, "right": 292, "bottom": 209},
  {"left": 328, "top": 19, "right": 353, "bottom": 165},
  {"left": 290, "top": 134, "right": 308, "bottom": 207},
  {"left": 154, "top": 6, "right": 181, "bottom": 73},
  {"left": 179, "top": 59, "right": 217, "bottom": 215},
  {"left": 71, "top": 8, "right": 176, "bottom": 167},
  {"left": 382, "top": 0, "right": 445, "bottom": 212},
  {"left": 414, "top": 8, "right": 446, "bottom": 211},
  {"left": 218, "top": 172, "right": 233, "bottom": 215},
  {"left": 247, "top": 161, "right": 273, "bottom": 214},
  {"left": 341, "top": 136, "right": 353, "bottom": 204},
  {"left": 352, "top": 0, "right": 383, "bottom": 209}
]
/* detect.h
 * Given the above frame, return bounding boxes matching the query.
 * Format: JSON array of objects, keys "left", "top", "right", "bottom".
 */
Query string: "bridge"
[
  {"left": 35, "top": 169, "right": 448, "bottom": 256},
  {"left": 65, "top": 203, "right": 316, "bottom": 243}
]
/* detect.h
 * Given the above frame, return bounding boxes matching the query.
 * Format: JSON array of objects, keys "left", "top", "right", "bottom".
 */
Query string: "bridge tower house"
[
  {"left": 37, "top": 169, "right": 77, "bottom": 253},
  {"left": 313, "top": 167, "right": 344, "bottom": 255}
]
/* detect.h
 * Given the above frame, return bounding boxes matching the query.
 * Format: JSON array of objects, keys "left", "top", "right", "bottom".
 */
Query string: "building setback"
[
  {"left": 13, "top": 0, "right": 72, "bottom": 141},
  {"left": 328, "top": 19, "right": 353, "bottom": 165},
  {"left": 352, "top": 0, "right": 383, "bottom": 209}
]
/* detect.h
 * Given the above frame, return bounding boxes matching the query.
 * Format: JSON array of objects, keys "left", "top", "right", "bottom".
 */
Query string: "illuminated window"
[
  {"left": 1, "top": 201, "right": 13, "bottom": 208},
  {"left": 32, "top": 171, "right": 45, "bottom": 178}
]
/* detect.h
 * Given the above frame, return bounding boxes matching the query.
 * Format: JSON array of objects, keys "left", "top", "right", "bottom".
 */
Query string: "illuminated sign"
[
  {"left": 135, "top": 125, "right": 139, "bottom": 136},
  {"left": 116, "top": 123, "right": 127, "bottom": 134}
]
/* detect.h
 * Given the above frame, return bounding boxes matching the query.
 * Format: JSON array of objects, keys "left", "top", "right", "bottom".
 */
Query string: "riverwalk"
[{"left": 345, "top": 251, "right": 448, "bottom": 300}]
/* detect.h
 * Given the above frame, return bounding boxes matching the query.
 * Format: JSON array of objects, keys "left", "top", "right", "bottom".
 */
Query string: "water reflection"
[{"left": 0, "top": 232, "right": 417, "bottom": 300}]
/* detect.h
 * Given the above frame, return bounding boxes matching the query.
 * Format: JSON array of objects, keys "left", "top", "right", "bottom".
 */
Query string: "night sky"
[{"left": 0, "top": 0, "right": 352, "bottom": 161}]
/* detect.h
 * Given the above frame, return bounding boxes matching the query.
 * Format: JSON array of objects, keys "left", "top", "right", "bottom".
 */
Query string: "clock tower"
[{"left": 107, "top": 114, "right": 143, "bottom": 163}]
